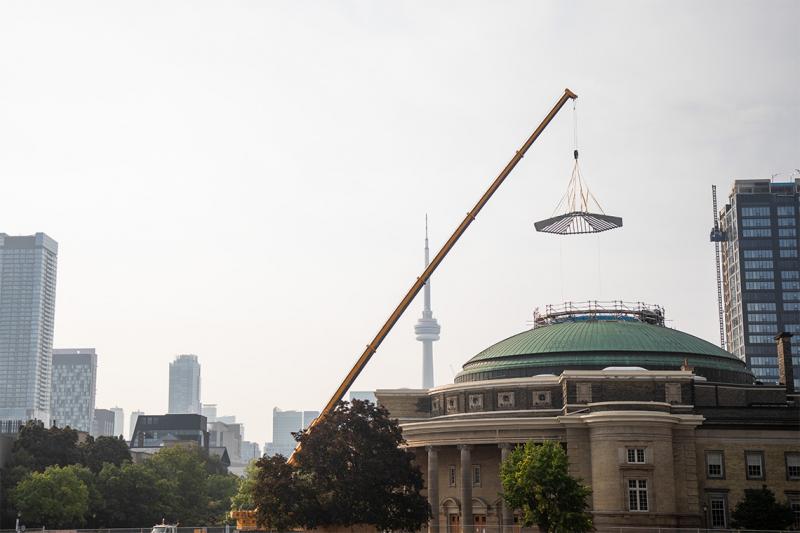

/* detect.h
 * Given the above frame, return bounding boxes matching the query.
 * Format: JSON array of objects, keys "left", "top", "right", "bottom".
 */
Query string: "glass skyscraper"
[
  {"left": 50, "top": 348, "right": 97, "bottom": 432},
  {"left": 168, "top": 354, "right": 201, "bottom": 414},
  {"left": 719, "top": 178, "right": 800, "bottom": 386},
  {"left": 0, "top": 233, "right": 58, "bottom": 426}
]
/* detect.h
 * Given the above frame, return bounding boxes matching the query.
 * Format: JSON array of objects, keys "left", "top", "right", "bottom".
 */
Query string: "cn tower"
[{"left": 414, "top": 216, "right": 441, "bottom": 389}]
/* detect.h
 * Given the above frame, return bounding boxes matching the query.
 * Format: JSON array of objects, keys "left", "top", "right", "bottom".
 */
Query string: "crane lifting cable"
[{"left": 534, "top": 101, "right": 622, "bottom": 235}]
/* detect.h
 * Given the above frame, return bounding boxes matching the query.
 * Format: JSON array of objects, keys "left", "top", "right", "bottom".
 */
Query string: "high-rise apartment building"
[
  {"left": 209, "top": 420, "right": 243, "bottom": 464},
  {"left": 719, "top": 178, "right": 800, "bottom": 385},
  {"left": 168, "top": 354, "right": 201, "bottom": 414},
  {"left": 129, "top": 410, "right": 144, "bottom": 440},
  {"left": 110, "top": 406, "right": 124, "bottom": 437},
  {"left": 264, "top": 408, "right": 318, "bottom": 457},
  {"left": 0, "top": 233, "right": 58, "bottom": 425},
  {"left": 201, "top": 403, "right": 218, "bottom": 422},
  {"left": 92, "top": 408, "right": 115, "bottom": 437},
  {"left": 50, "top": 348, "right": 97, "bottom": 432},
  {"left": 241, "top": 441, "right": 261, "bottom": 462}
]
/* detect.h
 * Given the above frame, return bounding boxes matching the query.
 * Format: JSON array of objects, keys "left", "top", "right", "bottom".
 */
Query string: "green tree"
[
  {"left": 207, "top": 473, "right": 239, "bottom": 525},
  {"left": 500, "top": 440, "right": 593, "bottom": 533},
  {"left": 144, "top": 446, "right": 210, "bottom": 524},
  {"left": 11, "top": 464, "right": 89, "bottom": 528},
  {"left": 7, "top": 421, "right": 82, "bottom": 471},
  {"left": 81, "top": 435, "right": 132, "bottom": 473},
  {"left": 253, "top": 400, "right": 430, "bottom": 532},
  {"left": 94, "top": 461, "right": 174, "bottom": 527},
  {"left": 731, "top": 486, "right": 794, "bottom": 530},
  {"left": 253, "top": 455, "right": 317, "bottom": 531},
  {"left": 230, "top": 461, "right": 258, "bottom": 511}
]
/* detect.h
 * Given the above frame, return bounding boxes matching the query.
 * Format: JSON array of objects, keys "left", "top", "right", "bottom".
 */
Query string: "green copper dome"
[{"left": 456, "top": 319, "right": 752, "bottom": 384}]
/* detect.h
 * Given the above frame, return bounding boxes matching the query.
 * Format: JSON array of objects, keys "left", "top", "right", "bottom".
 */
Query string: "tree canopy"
[
  {"left": 1, "top": 423, "right": 238, "bottom": 528},
  {"left": 11, "top": 464, "right": 90, "bottom": 528},
  {"left": 731, "top": 486, "right": 794, "bottom": 530},
  {"left": 82, "top": 435, "right": 132, "bottom": 472},
  {"left": 500, "top": 440, "right": 593, "bottom": 533},
  {"left": 251, "top": 400, "right": 430, "bottom": 532}
]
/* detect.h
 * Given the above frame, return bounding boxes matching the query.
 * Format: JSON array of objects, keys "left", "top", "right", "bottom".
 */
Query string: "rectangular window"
[
  {"left": 784, "top": 282, "right": 800, "bottom": 290},
  {"left": 780, "top": 228, "right": 798, "bottom": 237},
  {"left": 751, "top": 367, "right": 779, "bottom": 377},
  {"left": 744, "top": 249, "right": 772, "bottom": 258},
  {"left": 778, "top": 206, "right": 796, "bottom": 216},
  {"left": 749, "top": 335, "right": 777, "bottom": 344},
  {"left": 787, "top": 303, "right": 800, "bottom": 311},
  {"left": 743, "top": 229, "right": 771, "bottom": 237},
  {"left": 749, "top": 324, "right": 777, "bottom": 333},
  {"left": 747, "top": 302, "right": 776, "bottom": 311},
  {"left": 448, "top": 465, "right": 456, "bottom": 487},
  {"left": 744, "top": 260, "right": 773, "bottom": 269},
  {"left": 787, "top": 453, "right": 800, "bottom": 480},
  {"left": 745, "top": 281, "right": 775, "bottom": 290},
  {"left": 742, "top": 218, "right": 770, "bottom": 227},
  {"left": 745, "top": 270, "right": 773, "bottom": 280},
  {"left": 472, "top": 464, "right": 481, "bottom": 487},
  {"left": 786, "top": 325, "right": 800, "bottom": 333},
  {"left": 750, "top": 356, "right": 777, "bottom": 366},
  {"left": 742, "top": 207, "right": 770, "bottom": 217},
  {"left": 706, "top": 451, "right": 724, "bottom": 478},
  {"left": 779, "top": 239, "right": 798, "bottom": 248},
  {"left": 745, "top": 451, "right": 764, "bottom": 479},
  {"left": 785, "top": 292, "right": 800, "bottom": 301},
  {"left": 627, "top": 448, "right": 646, "bottom": 464},
  {"left": 778, "top": 217, "right": 797, "bottom": 227},
  {"left": 791, "top": 499, "right": 800, "bottom": 530},
  {"left": 747, "top": 313, "right": 777, "bottom": 322},
  {"left": 709, "top": 496, "right": 727, "bottom": 528},
  {"left": 627, "top": 479, "right": 648, "bottom": 511},
  {"left": 781, "top": 249, "right": 799, "bottom": 258},
  {"left": 783, "top": 271, "right": 800, "bottom": 280}
]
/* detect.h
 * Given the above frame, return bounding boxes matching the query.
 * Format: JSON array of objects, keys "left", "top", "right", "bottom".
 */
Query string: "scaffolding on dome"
[{"left": 532, "top": 300, "right": 665, "bottom": 328}]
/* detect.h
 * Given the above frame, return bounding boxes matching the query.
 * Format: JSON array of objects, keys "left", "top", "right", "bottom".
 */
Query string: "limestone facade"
[{"left": 376, "top": 369, "right": 800, "bottom": 532}]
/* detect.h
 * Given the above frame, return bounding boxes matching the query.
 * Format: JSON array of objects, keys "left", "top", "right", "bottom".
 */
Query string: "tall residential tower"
[
  {"left": 168, "top": 354, "right": 201, "bottom": 414},
  {"left": 414, "top": 218, "right": 441, "bottom": 388},
  {"left": 0, "top": 233, "right": 58, "bottom": 427},
  {"left": 50, "top": 348, "right": 97, "bottom": 432},
  {"left": 719, "top": 178, "right": 800, "bottom": 386}
]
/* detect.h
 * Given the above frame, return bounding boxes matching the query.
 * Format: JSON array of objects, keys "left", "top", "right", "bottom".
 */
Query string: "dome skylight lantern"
[{"left": 534, "top": 103, "right": 622, "bottom": 235}]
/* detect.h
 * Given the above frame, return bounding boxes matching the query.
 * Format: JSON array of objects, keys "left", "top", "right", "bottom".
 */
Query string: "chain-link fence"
[{"left": 0, "top": 525, "right": 800, "bottom": 533}]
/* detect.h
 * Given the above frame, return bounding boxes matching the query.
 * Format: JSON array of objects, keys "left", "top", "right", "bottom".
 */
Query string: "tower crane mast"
[
  {"left": 288, "top": 88, "right": 578, "bottom": 464},
  {"left": 709, "top": 185, "right": 726, "bottom": 350}
]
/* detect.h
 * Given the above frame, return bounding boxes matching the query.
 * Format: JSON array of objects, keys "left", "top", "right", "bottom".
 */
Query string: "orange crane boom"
[{"left": 289, "top": 88, "right": 577, "bottom": 464}]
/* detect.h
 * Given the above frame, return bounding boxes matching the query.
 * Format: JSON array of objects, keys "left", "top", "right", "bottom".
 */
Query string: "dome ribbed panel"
[{"left": 466, "top": 321, "right": 737, "bottom": 364}]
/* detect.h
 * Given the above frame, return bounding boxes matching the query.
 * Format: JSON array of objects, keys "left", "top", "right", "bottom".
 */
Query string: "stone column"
[
  {"left": 459, "top": 444, "right": 473, "bottom": 533},
  {"left": 499, "top": 443, "right": 513, "bottom": 533},
  {"left": 427, "top": 445, "right": 439, "bottom": 533}
]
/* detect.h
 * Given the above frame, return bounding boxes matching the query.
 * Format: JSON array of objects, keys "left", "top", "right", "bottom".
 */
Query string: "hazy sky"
[{"left": 1, "top": 1, "right": 797, "bottom": 445}]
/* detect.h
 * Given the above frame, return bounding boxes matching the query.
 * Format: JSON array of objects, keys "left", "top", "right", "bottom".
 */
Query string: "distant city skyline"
[{"left": 1, "top": 1, "right": 796, "bottom": 445}]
